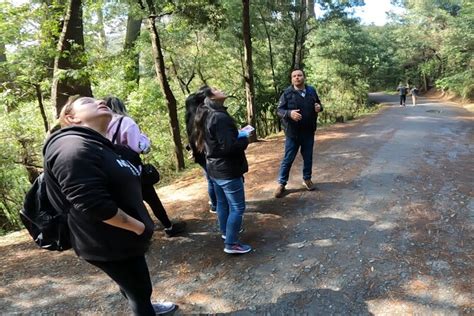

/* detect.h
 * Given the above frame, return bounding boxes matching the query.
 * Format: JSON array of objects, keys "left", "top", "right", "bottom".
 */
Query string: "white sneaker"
[{"left": 153, "top": 302, "right": 177, "bottom": 315}]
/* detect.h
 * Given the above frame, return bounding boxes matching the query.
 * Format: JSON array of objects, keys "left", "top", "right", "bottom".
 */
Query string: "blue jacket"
[{"left": 277, "top": 84, "right": 323, "bottom": 139}]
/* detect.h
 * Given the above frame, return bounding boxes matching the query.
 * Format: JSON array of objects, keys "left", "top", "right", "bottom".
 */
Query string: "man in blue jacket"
[{"left": 274, "top": 69, "right": 323, "bottom": 198}]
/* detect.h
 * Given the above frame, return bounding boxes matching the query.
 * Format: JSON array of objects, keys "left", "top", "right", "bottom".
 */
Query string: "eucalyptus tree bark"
[
  {"left": 142, "top": 0, "right": 185, "bottom": 170},
  {"left": 242, "top": 0, "right": 257, "bottom": 142},
  {"left": 51, "top": 0, "right": 92, "bottom": 116},
  {"left": 124, "top": 12, "right": 142, "bottom": 83}
]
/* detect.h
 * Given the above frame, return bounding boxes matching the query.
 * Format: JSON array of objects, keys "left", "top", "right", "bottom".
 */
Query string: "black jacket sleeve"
[
  {"left": 277, "top": 92, "right": 291, "bottom": 120},
  {"left": 212, "top": 112, "right": 248, "bottom": 156},
  {"left": 50, "top": 137, "right": 118, "bottom": 222}
]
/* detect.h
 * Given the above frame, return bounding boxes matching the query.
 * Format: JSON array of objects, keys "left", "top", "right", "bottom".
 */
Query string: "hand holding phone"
[{"left": 238, "top": 125, "right": 255, "bottom": 138}]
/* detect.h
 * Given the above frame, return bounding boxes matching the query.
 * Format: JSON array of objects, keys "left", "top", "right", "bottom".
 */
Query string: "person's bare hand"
[
  {"left": 135, "top": 222, "right": 145, "bottom": 235},
  {"left": 290, "top": 109, "right": 302, "bottom": 121},
  {"left": 315, "top": 103, "right": 322, "bottom": 113}
]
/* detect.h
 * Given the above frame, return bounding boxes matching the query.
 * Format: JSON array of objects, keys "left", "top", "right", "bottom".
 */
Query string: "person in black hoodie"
[
  {"left": 44, "top": 96, "right": 177, "bottom": 315},
  {"left": 193, "top": 87, "right": 252, "bottom": 254}
]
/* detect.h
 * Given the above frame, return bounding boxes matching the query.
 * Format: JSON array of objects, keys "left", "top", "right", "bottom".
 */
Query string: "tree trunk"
[
  {"left": 306, "top": 0, "right": 315, "bottom": 18},
  {"left": 0, "top": 42, "right": 6, "bottom": 63},
  {"left": 144, "top": 1, "right": 185, "bottom": 170},
  {"left": 292, "top": 0, "right": 307, "bottom": 70},
  {"left": 257, "top": 8, "right": 282, "bottom": 131},
  {"left": 258, "top": 9, "right": 278, "bottom": 100},
  {"left": 51, "top": 0, "right": 92, "bottom": 116},
  {"left": 242, "top": 0, "right": 257, "bottom": 142},
  {"left": 96, "top": 6, "right": 107, "bottom": 50},
  {"left": 34, "top": 84, "right": 49, "bottom": 133},
  {"left": 124, "top": 12, "right": 142, "bottom": 83}
]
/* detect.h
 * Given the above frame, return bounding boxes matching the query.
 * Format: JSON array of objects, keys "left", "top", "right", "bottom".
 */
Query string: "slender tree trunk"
[
  {"left": 51, "top": 0, "right": 92, "bottom": 116},
  {"left": 257, "top": 8, "right": 281, "bottom": 132},
  {"left": 144, "top": 1, "right": 185, "bottom": 170},
  {"left": 306, "top": 0, "right": 315, "bottom": 18},
  {"left": 40, "top": 0, "right": 66, "bottom": 76},
  {"left": 242, "top": 0, "right": 257, "bottom": 142},
  {"left": 0, "top": 42, "right": 7, "bottom": 85},
  {"left": 293, "top": 0, "right": 307, "bottom": 70},
  {"left": 96, "top": 6, "right": 107, "bottom": 50},
  {"left": 258, "top": 9, "right": 278, "bottom": 99},
  {"left": 34, "top": 84, "right": 49, "bottom": 133},
  {"left": 0, "top": 42, "right": 6, "bottom": 63},
  {"left": 124, "top": 12, "right": 142, "bottom": 83}
]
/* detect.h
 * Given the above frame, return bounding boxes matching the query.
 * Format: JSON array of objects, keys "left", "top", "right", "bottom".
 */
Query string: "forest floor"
[{"left": 1, "top": 93, "right": 472, "bottom": 315}]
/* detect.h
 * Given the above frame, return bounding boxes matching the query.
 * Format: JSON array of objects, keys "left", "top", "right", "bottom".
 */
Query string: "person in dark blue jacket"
[
  {"left": 274, "top": 69, "right": 323, "bottom": 198},
  {"left": 193, "top": 87, "right": 252, "bottom": 254},
  {"left": 45, "top": 96, "right": 177, "bottom": 315}
]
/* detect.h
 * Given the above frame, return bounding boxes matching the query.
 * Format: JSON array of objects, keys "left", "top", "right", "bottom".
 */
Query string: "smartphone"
[{"left": 240, "top": 125, "right": 255, "bottom": 133}]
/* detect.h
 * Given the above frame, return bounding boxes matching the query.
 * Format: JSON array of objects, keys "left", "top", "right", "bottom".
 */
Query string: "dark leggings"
[
  {"left": 400, "top": 94, "right": 406, "bottom": 105},
  {"left": 141, "top": 183, "right": 172, "bottom": 228},
  {"left": 86, "top": 256, "right": 154, "bottom": 316}
]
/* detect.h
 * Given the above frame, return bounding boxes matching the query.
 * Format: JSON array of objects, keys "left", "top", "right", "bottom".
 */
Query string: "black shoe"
[
  {"left": 153, "top": 302, "right": 178, "bottom": 315},
  {"left": 164, "top": 221, "right": 186, "bottom": 237}
]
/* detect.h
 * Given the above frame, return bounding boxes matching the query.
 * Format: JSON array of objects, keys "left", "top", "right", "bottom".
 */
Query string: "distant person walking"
[
  {"left": 410, "top": 86, "right": 419, "bottom": 106},
  {"left": 274, "top": 69, "right": 323, "bottom": 198},
  {"left": 397, "top": 82, "right": 407, "bottom": 106}
]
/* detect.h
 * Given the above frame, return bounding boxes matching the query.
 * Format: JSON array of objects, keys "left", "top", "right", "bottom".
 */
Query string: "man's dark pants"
[
  {"left": 400, "top": 95, "right": 406, "bottom": 105},
  {"left": 277, "top": 133, "right": 315, "bottom": 186}
]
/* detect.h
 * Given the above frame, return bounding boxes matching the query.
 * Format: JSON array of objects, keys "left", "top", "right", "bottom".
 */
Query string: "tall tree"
[
  {"left": 242, "top": 0, "right": 257, "bottom": 140},
  {"left": 291, "top": 0, "right": 309, "bottom": 70},
  {"left": 141, "top": 0, "right": 185, "bottom": 170},
  {"left": 51, "top": 0, "right": 92, "bottom": 116},
  {"left": 124, "top": 6, "right": 142, "bottom": 84},
  {"left": 96, "top": 5, "right": 107, "bottom": 50}
]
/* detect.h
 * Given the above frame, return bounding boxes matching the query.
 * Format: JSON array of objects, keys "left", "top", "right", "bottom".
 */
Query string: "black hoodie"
[{"left": 43, "top": 126, "right": 154, "bottom": 261}]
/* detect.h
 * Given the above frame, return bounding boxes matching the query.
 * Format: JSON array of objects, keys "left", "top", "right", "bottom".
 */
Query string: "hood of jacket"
[{"left": 43, "top": 126, "right": 114, "bottom": 156}]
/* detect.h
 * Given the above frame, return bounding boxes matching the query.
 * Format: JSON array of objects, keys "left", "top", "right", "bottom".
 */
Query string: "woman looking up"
[
  {"left": 193, "top": 87, "right": 252, "bottom": 254},
  {"left": 44, "top": 96, "right": 177, "bottom": 315}
]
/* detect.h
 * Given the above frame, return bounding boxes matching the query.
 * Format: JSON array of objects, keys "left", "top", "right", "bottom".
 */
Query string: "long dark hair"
[
  {"left": 104, "top": 96, "right": 128, "bottom": 115},
  {"left": 192, "top": 89, "right": 227, "bottom": 153},
  {"left": 185, "top": 86, "right": 210, "bottom": 140}
]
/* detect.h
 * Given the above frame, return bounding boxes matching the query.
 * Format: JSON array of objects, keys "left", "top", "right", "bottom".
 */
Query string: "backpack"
[{"left": 19, "top": 173, "right": 71, "bottom": 251}]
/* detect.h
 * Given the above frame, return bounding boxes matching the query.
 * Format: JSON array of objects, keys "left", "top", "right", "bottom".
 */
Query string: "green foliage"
[
  {"left": 306, "top": 17, "right": 373, "bottom": 123},
  {"left": 0, "top": 101, "right": 48, "bottom": 232}
]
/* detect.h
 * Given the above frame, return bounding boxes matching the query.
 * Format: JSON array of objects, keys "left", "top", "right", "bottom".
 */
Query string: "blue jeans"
[
  {"left": 277, "top": 134, "right": 314, "bottom": 186},
  {"left": 203, "top": 168, "right": 217, "bottom": 211},
  {"left": 212, "top": 177, "right": 245, "bottom": 245}
]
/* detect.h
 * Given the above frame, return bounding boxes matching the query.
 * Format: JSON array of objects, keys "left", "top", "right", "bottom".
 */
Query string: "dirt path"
[{"left": 1, "top": 94, "right": 472, "bottom": 315}]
